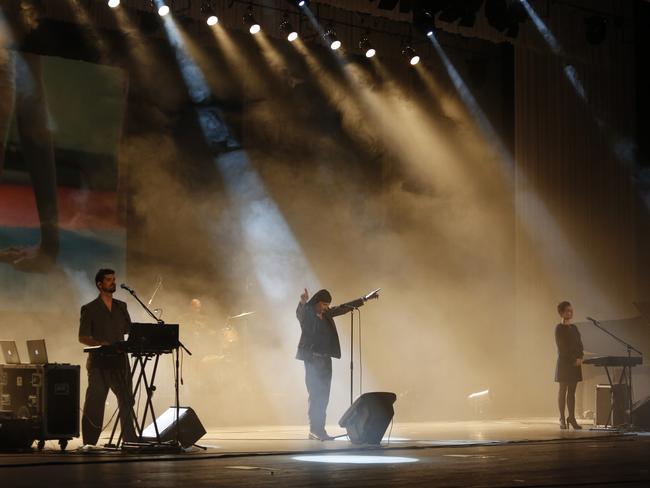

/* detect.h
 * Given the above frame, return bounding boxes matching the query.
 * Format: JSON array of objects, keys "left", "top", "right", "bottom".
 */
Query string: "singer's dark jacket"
[
  {"left": 79, "top": 296, "right": 132, "bottom": 369},
  {"left": 554, "top": 323, "right": 584, "bottom": 383},
  {"left": 295, "top": 299, "right": 364, "bottom": 361}
]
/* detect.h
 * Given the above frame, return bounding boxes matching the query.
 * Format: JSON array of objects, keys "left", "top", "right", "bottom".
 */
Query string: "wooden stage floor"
[{"left": 2, "top": 418, "right": 649, "bottom": 487}]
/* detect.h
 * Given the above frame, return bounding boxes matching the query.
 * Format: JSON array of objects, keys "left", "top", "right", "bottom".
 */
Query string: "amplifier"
[{"left": 595, "top": 384, "right": 630, "bottom": 427}]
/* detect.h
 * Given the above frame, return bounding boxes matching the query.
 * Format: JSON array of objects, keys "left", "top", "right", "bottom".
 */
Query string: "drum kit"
[{"left": 195, "top": 310, "right": 255, "bottom": 365}]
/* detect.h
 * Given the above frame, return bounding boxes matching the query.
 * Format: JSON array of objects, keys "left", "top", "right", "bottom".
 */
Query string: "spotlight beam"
[
  {"left": 519, "top": 0, "right": 635, "bottom": 166},
  {"left": 425, "top": 30, "right": 614, "bottom": 310},
  {"left": 153, "top": 0, "right": 320, "bottom": 303}
]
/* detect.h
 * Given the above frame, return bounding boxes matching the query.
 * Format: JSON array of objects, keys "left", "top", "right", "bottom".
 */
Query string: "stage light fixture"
[
  {"left": 467, "top": 388, "right": 491, "bottom": 416},
  {"left": 201, "top": 1, "right": 219, "bottom": 25},
  {"left": 468, "top": 389, "right": 490, "bottom": 399},
  {"left": 243, "top": 8, "right": 261, "bottom": 34},
  {"left": 413, "top": 7, "right": 436, "bottom": 38},
  {"left": 324, "top": 29, "right": 341, "bottom": 50},
  {"left": 158, "top": 4, "right": 170, "bottom": 17},
  {"left": 107, "top": 0, "right": 120, "bottom": 8},
  {"left": 280, "top": 17, "right": 298, "bottom": 42},
  {"left": 402, "top": 46, "right": 419, "bottom": 65},
  {"left": 359, "top": 37, "right": 375, "bottom": 58}
]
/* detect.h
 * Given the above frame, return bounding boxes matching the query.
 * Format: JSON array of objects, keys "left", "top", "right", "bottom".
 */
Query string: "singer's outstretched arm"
[{"left": 327, "top": 298, "right": 366, "bottom": 318}]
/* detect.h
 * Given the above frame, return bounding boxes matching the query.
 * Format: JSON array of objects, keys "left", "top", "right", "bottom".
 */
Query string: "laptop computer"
[
  {"left": 0, "top": 340, "right": 22, "bottom": 364},
  {"left": 26, "top": 339, "right": 48, "bottom": 365}
]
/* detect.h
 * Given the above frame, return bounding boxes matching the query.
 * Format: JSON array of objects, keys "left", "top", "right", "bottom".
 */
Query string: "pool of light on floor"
[
  {"left": 292, "top": 454, "right": 419, "bottom": 464},
  {"left": 334, "top": 436, "right": 410, "bottom": 442}
]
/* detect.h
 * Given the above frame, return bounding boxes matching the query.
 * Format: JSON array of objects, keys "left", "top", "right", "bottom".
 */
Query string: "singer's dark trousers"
[
  {"left": 82, "top": 360, "right": 136, "bottom": 445},
  {"left": 304, "top": 355, "right": 332, "bottom": 433}
]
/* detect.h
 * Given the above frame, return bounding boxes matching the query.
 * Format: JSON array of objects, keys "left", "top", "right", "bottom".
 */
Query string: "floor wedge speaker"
[
  {"left": 339, "top": 392, "right": 396, "bottom": 445},
  {"left": 141, "top": 407, "right": 206, "bottom": 448}
]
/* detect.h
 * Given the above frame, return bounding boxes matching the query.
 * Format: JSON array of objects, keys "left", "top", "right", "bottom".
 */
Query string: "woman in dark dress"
[{"left": 555, "top": 301, "right": 584, "bottom": 429}]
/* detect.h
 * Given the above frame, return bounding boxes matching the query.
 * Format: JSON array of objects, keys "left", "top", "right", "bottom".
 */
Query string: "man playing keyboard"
[{"left": 78, "top": 268, "right": 136, "bottom": 446}]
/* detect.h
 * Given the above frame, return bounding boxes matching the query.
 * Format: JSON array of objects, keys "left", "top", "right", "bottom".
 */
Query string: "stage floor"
[{"left": 2, "top": 418, "right": 650, "bottom": 487}]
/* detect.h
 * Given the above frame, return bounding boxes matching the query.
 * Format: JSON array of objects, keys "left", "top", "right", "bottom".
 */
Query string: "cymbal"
[{"left": 228, "top": 311, "right": 255, "bottom": 320}]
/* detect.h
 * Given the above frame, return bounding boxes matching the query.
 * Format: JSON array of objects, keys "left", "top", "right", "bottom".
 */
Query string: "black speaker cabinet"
[
  {"left": 42, "top": 364, "right": 80, "bottom": 438},
  {"left": 632, "top": 396, "right": 650, "bottom": 429},
  {"left": 595, "top": 384, "right": 630, "bottom": 427},
  {"left": 0, "top": 364, "right": 43, "bottom": 419},
  {"left": 339, "top": 392, "right": 397, "bottom": 445},
  {"left": 141, "top": 407, "right": 206, "bottom": 448}
]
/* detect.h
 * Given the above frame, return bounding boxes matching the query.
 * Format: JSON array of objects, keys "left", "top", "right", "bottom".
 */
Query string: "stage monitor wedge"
[
  {"left": 141, "top": 407, "right": 206, "bottom": 448},
  {"left": 339, "top": 392, "right": 397, "bottom": 445}
]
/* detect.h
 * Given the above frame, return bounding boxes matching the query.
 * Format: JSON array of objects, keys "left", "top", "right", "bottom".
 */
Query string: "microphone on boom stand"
[{"left": 120, "top": 283, "right": 135, "bottom": 293}]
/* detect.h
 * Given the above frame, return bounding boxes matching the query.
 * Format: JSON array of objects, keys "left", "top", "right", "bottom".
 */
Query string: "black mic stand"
[
  {"left": 123, "top": 285, "right": 192, "bottom": 355},
  {"left": 348, "top": 305, "right": 358, "bottom": 407},
  {"left": 587, "top": 317, "right": 643, "bottom": 427},
  {"left": 121, "top": 285, "right": 192, "bottom": 450},
  {"left": 340, "top": 292, "right": 378, "bottom": 406},
  {"left": 123, "top": 285, "right": 163, "bottom": 324}
]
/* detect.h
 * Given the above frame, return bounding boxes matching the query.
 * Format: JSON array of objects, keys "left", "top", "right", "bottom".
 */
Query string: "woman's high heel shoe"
[
  {"left": 567, "top": 417, "right": 582, "bottom": 430},
  {"left": 559, "top": 418, "right": 567, "bottom": 430}
]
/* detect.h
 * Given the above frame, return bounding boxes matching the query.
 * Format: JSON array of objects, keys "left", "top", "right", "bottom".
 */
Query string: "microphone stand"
[
  {"left": 338, "top": 298, "right": 370, "bottom": 406},
  {"left": 587, "top": 317, "right": 643, "bottom": 426},
  {"left": 338, "top": 291, "right": 379, "bottom": 406},
  {"left": 123, "top": 286, "right": 192, "bottom": 449},
  {"left": 349, "top": 306, "right": 357, "bottom": 407},
  {"left": 123, "top": 286, "right": 163, "bottom": 324},
  {"left": 123, "top": 286, "right": 191, "bottom": 354}
]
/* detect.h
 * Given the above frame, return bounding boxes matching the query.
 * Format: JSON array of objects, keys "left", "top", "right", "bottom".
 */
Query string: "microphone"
[
  {"left": 586, "top": 317, "right": 600, "bottom": 324},
  {"left": 120, "top": 283, "right": 134, "bottom": 293},
  {"left": 364, "top": 288, "right": 380, "bottom": 301}
]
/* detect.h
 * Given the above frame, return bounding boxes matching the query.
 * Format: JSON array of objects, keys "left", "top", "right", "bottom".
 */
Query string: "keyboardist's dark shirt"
[{"left": 79, "top": 296, "right": 132, "bottom": 369}]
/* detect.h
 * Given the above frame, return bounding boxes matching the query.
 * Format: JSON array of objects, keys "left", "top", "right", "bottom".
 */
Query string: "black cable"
[
  {"left": 79, "top": 406, "right": 119, "bottom": 431},
  {"left": 385, "top": 416, "right": 394, "bottom": 447}
]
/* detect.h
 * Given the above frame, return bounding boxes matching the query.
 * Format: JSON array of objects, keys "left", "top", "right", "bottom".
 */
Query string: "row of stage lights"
[{"left": 106, "top": 0, "right": 424, "bottom": 65}]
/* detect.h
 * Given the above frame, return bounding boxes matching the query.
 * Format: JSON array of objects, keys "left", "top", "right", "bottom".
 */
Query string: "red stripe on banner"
[{"left": 0, "top": 184, "right": 123, "bottom": 230}]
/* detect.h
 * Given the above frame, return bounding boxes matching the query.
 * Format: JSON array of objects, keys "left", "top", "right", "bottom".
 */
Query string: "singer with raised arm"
[
  {"left": 296, "top": 288, "right": 378, "bottom": 441},
  {"left": 555, "top": 300, "right": 584, "bottom": 430},
  {"left": 78, "top": 268, "right": 137, "bottom": 447}
]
